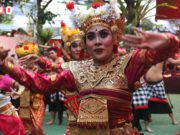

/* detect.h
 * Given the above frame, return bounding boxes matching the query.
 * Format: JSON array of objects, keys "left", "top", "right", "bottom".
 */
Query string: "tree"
[
  {"left": 118, "top": 0, "right": 178, "bottom": 27},
  {"left": 15, "top": 0, "right": 57, "bottom": 44},
  {"left": 118, "top": 0, "right": 154, "bottom": 27},
  {"left": 0, "top": 14, "right": 13, "bottom": 24},
  {"left": 0, "top": 0, "right": 14, "bottom": 6}
]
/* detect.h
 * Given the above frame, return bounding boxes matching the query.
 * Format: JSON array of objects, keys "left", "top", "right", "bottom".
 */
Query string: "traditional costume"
[
  {"left": 15, "top": 41, "right": 45, "bottom": 135},
  {"left": 132, "top": 65, "right": 175, "bottom": 131},
  {"left": 60, "top": 21, "right": 85, "bottom": 135},
  {"left": 0, "top": 0, "right": 179, "bottom": 135},
  {"left": 132, "top": 80, "right": 174, "bottom": 130}
]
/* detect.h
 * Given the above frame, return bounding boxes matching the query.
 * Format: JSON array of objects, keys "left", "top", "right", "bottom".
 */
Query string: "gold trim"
[
  {"left": 0, "top": 103, "right": 12, "bottom": 113},
  {"left": 78, "top": 94, "right": 132, "bottom": 105},
  {"left": 3, "top": 61, "right": 14, "bottom": 73},
  {"left": 139, "top": 49, "right": 146, "bottom": 63}
]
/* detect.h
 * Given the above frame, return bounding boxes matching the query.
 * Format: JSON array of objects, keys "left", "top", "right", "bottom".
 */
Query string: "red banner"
[{"left": 156, "top": 0, "right": 180, "bottom": 19}]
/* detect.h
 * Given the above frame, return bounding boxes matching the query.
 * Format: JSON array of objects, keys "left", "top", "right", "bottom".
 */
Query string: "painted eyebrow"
[
  {"left": 87, "top": 29, "right": 110, "bottom": 35},
  {"left": 86, "top": 32, "right": 95, "bottom": 36},
  {"left": 99, "top": 29, "right": 110, "bottom": 33}
]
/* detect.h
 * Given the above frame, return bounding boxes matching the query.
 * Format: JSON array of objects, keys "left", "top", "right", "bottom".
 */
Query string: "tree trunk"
[{"left": 125, "top": 0, "right": 135, "bottom": 25}]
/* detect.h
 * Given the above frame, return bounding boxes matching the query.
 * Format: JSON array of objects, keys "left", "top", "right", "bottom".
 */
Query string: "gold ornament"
[{"left": 15, "top": 41, "right": 39, "bottom": 58}]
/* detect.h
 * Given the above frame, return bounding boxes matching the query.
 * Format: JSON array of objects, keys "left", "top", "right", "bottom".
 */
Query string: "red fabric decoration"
[
  {"left": 66, "top": 1, "right": 75, "bottom": 10},
  {"left": 156, "top": 0, "right": 180, "bottom": 19},
  {"left": 0, "top": 114, "right": 25, "bottom": 135}
]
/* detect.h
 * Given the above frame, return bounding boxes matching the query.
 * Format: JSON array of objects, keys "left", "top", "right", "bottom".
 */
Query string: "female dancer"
[{"left": 0, "top": 0, "right": 179, "bottom": 134}]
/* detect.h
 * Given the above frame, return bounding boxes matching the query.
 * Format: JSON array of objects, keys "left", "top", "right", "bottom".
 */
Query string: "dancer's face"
[
  {"left": 86, "top": 25, "right": 113, "bottom": 65},
  {"left": 48, "top": 50, "right": 58, "bottom": 61},
  {"left": 70, "top": 40, "right": 83, "bottom": 60}
]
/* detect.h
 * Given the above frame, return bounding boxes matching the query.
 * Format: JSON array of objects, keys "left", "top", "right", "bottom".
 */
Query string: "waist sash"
[{"left": 77, "top": 88, "right": 132, "bottom": 129}]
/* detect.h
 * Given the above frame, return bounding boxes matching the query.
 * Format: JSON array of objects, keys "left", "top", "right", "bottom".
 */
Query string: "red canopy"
[{"left": 156, "top": 0, "right": 180, "bottom": 20}]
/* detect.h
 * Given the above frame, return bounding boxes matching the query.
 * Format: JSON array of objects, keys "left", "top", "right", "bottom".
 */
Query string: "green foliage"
[
  {"left": 15, "top": 0, "right": 56, "bottom": 43},
  {"left": 140, "top": 18, "right": 154, "bottom": 30},
  {"left": 118, "top": 0, "right": 154, "bottom": 26},
  {"left": 39, "top": 28, "right": 53, "bottom": 45},
  {"left": 0, "top": 0, "right": 14, "bottom": 6},
  {"left": 38, "top": 10, "right": 57, "bottom": 24},
  {"left": 0, "top": 14, "right": 13, "bottom": 24}
]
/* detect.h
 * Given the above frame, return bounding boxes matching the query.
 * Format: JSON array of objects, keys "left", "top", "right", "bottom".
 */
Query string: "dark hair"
[{"left": 47, "top": 47, "right": 57, "bottom": 53}]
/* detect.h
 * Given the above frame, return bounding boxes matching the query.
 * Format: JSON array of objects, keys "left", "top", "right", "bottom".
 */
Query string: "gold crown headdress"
[
  {"left": 60, "top": 21, "right": 84, "bottom": 52},
  {"left": 15, "top": 40, "right": 39, "bottom": 58},
  {"left": 66, "top": 0, "right": 124, "bottom": 42}
]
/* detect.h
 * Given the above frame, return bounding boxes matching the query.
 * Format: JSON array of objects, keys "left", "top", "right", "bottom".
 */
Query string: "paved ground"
[{"left": 43, "top": 94, "right": 180, "bottom": 135}]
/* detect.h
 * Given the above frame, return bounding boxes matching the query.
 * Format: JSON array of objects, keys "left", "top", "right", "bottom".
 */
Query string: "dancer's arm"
[{"left": 0, "top": 61, "right": 77, "bottom": 94}]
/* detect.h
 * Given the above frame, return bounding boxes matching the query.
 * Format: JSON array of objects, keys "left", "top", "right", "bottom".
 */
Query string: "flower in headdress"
[
  {"left": 92, "top": 2, "right": 102, "bottom": 9},
  {"left": 66, "top": 1, "right": 75, "bottom": 10},
  {"left": 61, "top": 21, "right": 66, "bottom": 27},
  {"left": 23, "top": 45, "right": 29, "bottom": 50}
]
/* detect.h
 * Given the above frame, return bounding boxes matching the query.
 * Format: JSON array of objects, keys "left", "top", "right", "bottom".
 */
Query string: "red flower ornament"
[
  {"left": 92, "top": 3, "right": 102, "bottom": 9},
  {"left": 23, "top": 46, "right": 29, "bottom": 50},
  {"left": 66, "top": 1, "right": 75, "bottom": 10},
  {"left": 61, "top": 21, "right": 66, "bottom": 27}
]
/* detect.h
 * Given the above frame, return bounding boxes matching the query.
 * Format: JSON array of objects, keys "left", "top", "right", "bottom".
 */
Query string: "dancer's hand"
[
  {"left": 122, "top": 27, "right": 170, "bottom": 50},
  {"left": 19, "top": 54, "right": 39, "bottom": 65},
  {"left": 167, "top": 57, "right": 180, "bottom": 65}
]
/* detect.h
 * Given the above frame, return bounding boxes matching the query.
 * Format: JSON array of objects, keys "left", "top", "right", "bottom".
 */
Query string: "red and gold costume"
[
  {"left": 1, "top": 32, "right": 179, "bottom": 135},
  {"left": 1, "top": 0, "right": 179, "bottom": 134},
  {"left": 60, "top": 21, "right": 84, "bottom": 135},
  {"left": 15, "top": 41, "right": 45, "bottom": 135},
  {"left": 0, "top": 114, "right": 25, "bottom": 135},
  {"left": 19, "top": 90, "right": 45, "bottom": 135}
]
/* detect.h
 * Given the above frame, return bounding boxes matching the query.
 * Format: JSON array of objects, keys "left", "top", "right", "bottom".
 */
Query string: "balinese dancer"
[
  {"left": 60, "top": 21, "right": 85, "bottom": 135},
  {"left": 133, "top": 62, "right": 178, "bottom": 133},
  {"left": 15, "top": 41, "right": 45, "bottom": 135},
  {"left": 0, "top": 0, "right": 179, "bottom": 135},
  {"left": 0, "top": 73, "right": 25, "bottom": 135}
]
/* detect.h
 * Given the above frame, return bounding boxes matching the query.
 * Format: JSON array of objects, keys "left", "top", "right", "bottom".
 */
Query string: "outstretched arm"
[
  {"left": 122, "top": 27, "right": 177, "bottom": 51},
  {"left": 123, "top": 29, "right": 179, "bottom": 90},
  {"left": 0, "top": 61, "right": 77, "bottom": 94},
  {"left": 19, "top": 55, "right": 62, "bottom": 72}
]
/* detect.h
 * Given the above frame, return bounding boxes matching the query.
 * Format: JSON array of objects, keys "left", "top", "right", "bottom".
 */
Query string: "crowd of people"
[{"left": 0, "top": 0, "right": 180, "bottom": 135}]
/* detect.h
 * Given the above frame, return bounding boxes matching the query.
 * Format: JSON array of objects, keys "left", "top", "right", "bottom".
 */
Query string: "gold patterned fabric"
[
  {"left": 62, "top": 54, "right": 131, "bottom": 90},
  {"left": 62, "top": 54, "right": 137, "bottom": 135},
  {"left": 19, "top": 90, "right": 45, "bottom": 135},
  {"left": 0, "top": 102, "right": 18, "bottom": 117},
  {"left": 19, "top": 90, "right": 31, "bottom": 119},
  {"left": 77, "top": 95, "right": 108, "bottom": 128}
]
